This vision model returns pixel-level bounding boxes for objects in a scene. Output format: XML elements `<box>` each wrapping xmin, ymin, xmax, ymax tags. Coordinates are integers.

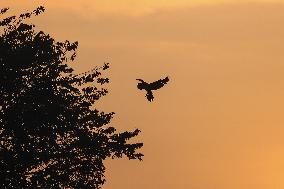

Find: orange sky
<box><xmin>3</xmin><ymin>1</ymin><xmax>284</xmax><ymax>189</ymax></box>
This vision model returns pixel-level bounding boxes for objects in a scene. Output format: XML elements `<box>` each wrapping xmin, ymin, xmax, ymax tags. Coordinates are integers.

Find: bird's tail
<box><xmin>146</xmin><ymin>90</ymin><xmax>154</xmax><ymax>102</ymax></box>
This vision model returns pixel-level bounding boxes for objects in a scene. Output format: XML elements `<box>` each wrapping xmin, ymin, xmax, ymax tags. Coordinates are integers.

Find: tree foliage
<box><xmin>0</xmin><ymin>6</ymin><xmax>143</xmax><ymax>189</ymax></box>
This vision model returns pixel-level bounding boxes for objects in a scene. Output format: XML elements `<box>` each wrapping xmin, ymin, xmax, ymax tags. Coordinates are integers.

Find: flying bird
<box><xmin>136</xmin><ymin>76</ymin><xmax>170</xmax><ymax>102</ymax></box>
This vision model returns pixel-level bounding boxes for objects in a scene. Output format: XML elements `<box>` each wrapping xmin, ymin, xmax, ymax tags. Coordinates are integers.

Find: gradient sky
<box><xmin>3</xmin><ymin>1</ymin><xmax>284</xmax><ymax>189</ymax></box>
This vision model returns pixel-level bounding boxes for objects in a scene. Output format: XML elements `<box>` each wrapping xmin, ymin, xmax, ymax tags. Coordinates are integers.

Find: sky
<box><xmin>3</xmin><ymin>0</ymin><xmax>284</xmax><ymax>189</ymax></box>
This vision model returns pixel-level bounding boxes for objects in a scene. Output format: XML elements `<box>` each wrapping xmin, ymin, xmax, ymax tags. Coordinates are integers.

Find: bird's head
<box><xmin>137</xmin><ymin>83</ymin><xmax>144</xmax><ymax>90</ymax></box>
<box><xmin>136</xmin><ymin>79</ymin><xmax>145</xmax><ymax>90</ymax></box>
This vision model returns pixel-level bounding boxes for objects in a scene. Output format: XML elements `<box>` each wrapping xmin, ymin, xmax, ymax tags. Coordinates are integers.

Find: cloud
<box><xmin>35</xmin><ymin>2</ymin><xmax>284</xmax><ymax>47</ymax></box>
<box><xmin>3</xmin><ymin>0</ymin><xmax>284</xmax><ymax>17</ymax></box>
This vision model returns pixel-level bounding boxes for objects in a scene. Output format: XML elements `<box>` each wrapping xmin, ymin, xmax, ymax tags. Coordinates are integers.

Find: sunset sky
<box><xmin>3</xmin><ymin>0</ymin><xmax>284</xmax><ymax>188</ymax></box>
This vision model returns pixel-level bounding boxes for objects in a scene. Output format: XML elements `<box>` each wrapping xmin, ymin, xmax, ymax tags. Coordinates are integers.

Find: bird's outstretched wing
<box><xmin>148</xmin><ymin>76</ymin><xmax>169</xmax><ymax>90</ymax></box>
<box><xmin>146</xmin><ymin>90</ymin><xmax>154</xmax><ymax>102</ymax></box>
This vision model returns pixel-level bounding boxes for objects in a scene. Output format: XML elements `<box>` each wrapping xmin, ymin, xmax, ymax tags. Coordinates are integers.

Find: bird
<box><xmin>136</xmin><ymin>76</ymin><xmax>169</xmax><ymax>102</ymax></box>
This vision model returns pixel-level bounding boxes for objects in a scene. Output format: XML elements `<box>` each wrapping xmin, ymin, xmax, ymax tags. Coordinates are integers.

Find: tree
<box><xmin>0</xmin><ymin>6</ymin><xmax>143</xmax><ymax>189</ymax></box>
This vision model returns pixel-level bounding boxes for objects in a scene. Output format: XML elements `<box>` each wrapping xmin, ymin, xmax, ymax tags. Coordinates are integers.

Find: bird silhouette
<box><xmin>136</xmin><ymin>76</ymin><xmax>169</xmax><ymax>102</ymax></box>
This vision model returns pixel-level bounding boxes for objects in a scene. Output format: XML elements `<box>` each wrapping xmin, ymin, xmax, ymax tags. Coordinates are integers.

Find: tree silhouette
<box><xmin>0</xmin><ymin>7</ymin><xmax>143</xmax><ymax>189</ymax></box>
